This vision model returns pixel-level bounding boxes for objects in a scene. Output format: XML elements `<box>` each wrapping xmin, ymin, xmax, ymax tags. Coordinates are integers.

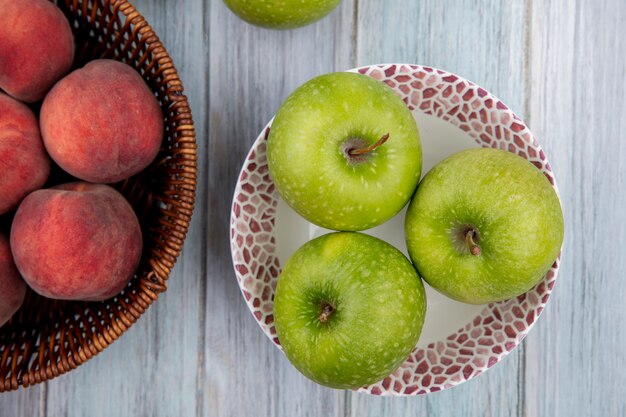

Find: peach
<box><xmin>40</xmin><ymin>59</ymin><xmax>164</xmax><ymax>183</ymax></box>
<box><xmin>0</xmin><ymin>92</ymin><xmax>51</xmax><ymax>214</ymax></box>
<box><xmin>10</xmin><ymin>182</ymin><xmax>142</xmax><ymax>301</ymax></box>
<box><xmin>0</xmin><ymin>233</ymin><xmax>26</xmax><ymax>327</ymax></box>
<box><xmin>0</xmin><ymin>0</ymin><xmax>74</xmax><ymax>102</ymax></box>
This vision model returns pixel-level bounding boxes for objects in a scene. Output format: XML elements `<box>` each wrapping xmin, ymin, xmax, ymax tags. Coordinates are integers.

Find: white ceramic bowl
<box><xmin>230</xmin><ymin>64</ymin><xmax>561</xmax><ymax>395</ymax></box>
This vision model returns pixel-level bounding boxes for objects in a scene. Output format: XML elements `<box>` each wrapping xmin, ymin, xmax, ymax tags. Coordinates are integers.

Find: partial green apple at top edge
<box><xmin>223</xmin><ymin>0</ymin><xmax>341</xmax><ymax>29</ymax></box>
<box><xmin>405</xmin><ymin>148</ymin><xmax>564</xmax><ymax>305</ymax></box>
<box><xmin>273</xmin><ymin>232</ymin><xmax>426</xmax><ymax>390</ymax></box>
<box><xmin>267</xmin><ymin>72</ymin><xmax>422</xmax><ymax>231</ymax></box>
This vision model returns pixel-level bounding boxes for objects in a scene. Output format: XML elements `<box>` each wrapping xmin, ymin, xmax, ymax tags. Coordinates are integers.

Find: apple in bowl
<box><xmin>405</xmin><ymin>148</ymin><xmax>564</xmax><ymax>304</ymax></box>
<box><xmin>273</xmin><ymin>232</ymin><xmax>426</xmax><ymax>389</ymax></box>
<box><xmin>267</xmin><ymin>72</ymin><xmax>422</xmax><ymax>232</ymax></box>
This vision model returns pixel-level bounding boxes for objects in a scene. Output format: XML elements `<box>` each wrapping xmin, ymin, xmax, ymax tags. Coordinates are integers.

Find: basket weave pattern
<box><xmin>0</xmin><ymin>0</ymin><xmax>197</xmax><ymax>391</ymax></box>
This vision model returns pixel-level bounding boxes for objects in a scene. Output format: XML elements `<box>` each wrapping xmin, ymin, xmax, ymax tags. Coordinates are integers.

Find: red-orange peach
<box><xmin>40</xmin><ymin>59</ymin><xmax>163</xmax><ymax>183</ymax></box>
<box><xmin>11</xmin><ymin>183</ymin><xmax>142</xmax><ymax>301</ymax></box>
<box><xmin>0</xmin><ymin>92</ymin><xmax>50</xmax><ymax>214</ymax></box>
<box><xmin>0</xmin><ymin>0</ymin><xmax>74</xmax><ymax>102</ymax></box>
<box><xmin>0</xmin><ymin>233</ymin><xmax>26</xmax><ymax>327</ymax></box>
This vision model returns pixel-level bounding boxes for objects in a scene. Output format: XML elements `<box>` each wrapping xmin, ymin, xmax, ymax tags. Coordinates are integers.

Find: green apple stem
<box><xmin>319</xmin><ymin>301</ymin><xmax>335</xmax><ymax>323</ymax></box>
<box><xmin>465</xmin><ymin>228</ymin><xmax>482</xmax><ymax>256</ymax></box>
<box><xmin>348</xmin><ymin>133</ymin><xmax>390</xmax><ymax>156</ymax></box>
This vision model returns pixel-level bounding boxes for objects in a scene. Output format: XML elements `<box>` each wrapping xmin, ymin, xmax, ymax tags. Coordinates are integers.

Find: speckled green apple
<box><xmin>405</xmin><ymin>148</ymin><xmax>564</xmax><ymax>304</ymax></box>
<box><xmin>273</xmin><ymin>232</ymin><xmax>426</xmax><ymax>389</ymax></box>
<box><xmin>267</xmin><ymin>72</ymin><xmax>422</xmax><ymax>231</ymax></box>
<box><xmin>223</xmin><ymin>0</ymin><xmax>340</xmax><ymax>29</ymax></box>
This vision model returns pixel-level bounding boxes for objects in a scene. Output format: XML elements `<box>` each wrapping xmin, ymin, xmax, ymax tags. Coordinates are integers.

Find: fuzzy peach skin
<box><xmin>10</xmin><ymin>183</ymin><xmax>143</xmax><ymax>301</ymax></box>
<box><xmin>40</xmin><ymin>59</ymin><xmax>164</xmax><ymax>183</ymax></box>
<box><xmin>0</xmin><ymin>92</ymin><xmax>51</xmax><ymax>214</ymax></box>
<box><xmin>0</xmin><ymin>0</ymin><xmax>74</xmax><ymax>102</ymax></box>
<box><xmin>0</xmin><ymin>233</ymin><xmax>26</xmax><ymax>327</ymax></box>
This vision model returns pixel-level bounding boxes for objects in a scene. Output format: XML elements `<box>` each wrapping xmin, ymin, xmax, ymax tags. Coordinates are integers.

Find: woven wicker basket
<box><xmin>0</xmin><ymin>0</ymin><xmax>196</xmax><ymax>392</ymax></box>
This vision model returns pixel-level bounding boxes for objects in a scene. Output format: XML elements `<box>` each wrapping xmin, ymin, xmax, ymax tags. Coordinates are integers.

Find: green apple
<box><xmin>223</xmin><ymin>0</ymin><xmax>341</xmax><ymax>29</ymax></box>
<box><xmin>273</xmin><ymin>232</ymin><xmax>426</xmax><ymax>389</ymax></box>
<box><xmin>405</xmin><ymin>148</ymin><xmax>564</xmax><ymax>304</ymax></box>
<box><xmin>267</xmin><ymin>72</ymin><xmax>422</xmax><ymax>231</ymax></box>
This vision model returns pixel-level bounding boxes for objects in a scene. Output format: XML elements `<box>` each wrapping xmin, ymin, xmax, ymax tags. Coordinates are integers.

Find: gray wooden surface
<box><xmin>1</xmin><ymin>0</ymin><xmax>624</xmax><ymax>415</ymax></box>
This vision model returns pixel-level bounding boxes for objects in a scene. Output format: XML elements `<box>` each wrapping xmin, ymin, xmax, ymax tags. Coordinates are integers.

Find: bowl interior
<box><xmin>275</xmin><ymin>111</ymin><xmax>486</xmax><ymax>347</ymax></box>
<box><xmin>230</xmin><ymin>64</ymin><xmax>560</xmax><ymax>396</ymax></box>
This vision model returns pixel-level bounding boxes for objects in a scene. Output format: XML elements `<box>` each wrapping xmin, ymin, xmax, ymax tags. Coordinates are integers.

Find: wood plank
<box><xmin>43</xmin><ymin>1</ymin><xmax>207</xmax><ymax>416</ymax></box>
<box><xmin>525</xmin><ymin>0</ymin><xmax>626</xmax><ymax>416</ymax></box>
<box><xmin>351</xmin><ymin>0</ymin><xmax>528</xmax><ymax>414</ymax></box>
<box><xmin>0</xmin><ymin>386</ymin><xmax>45</xmax><ymax>417</ymax></box>
<box><xmin>202</xmin><ymin>1</ymin><xmax>356</xmax><ymax>416</ymax></box>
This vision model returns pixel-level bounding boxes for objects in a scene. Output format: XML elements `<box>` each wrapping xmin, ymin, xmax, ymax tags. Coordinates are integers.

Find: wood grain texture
<box><xmin>201</xmin><ymin>1</ymin><xmax>354</xmax><ymax>415</ymax></box>
<box><xmin>524</xmin><ymin>0</ymin><xmax>626</xmax><ymax>416</ymax></box>
<box><xmin>1</xmin><ymin>0</ymin><xmax>624</xmax><ymax>416</ymax></box>
<box><xmin>0</xmin><ymin>385</ymin><xmax>45</xmax><ymax>417</ymax></box>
